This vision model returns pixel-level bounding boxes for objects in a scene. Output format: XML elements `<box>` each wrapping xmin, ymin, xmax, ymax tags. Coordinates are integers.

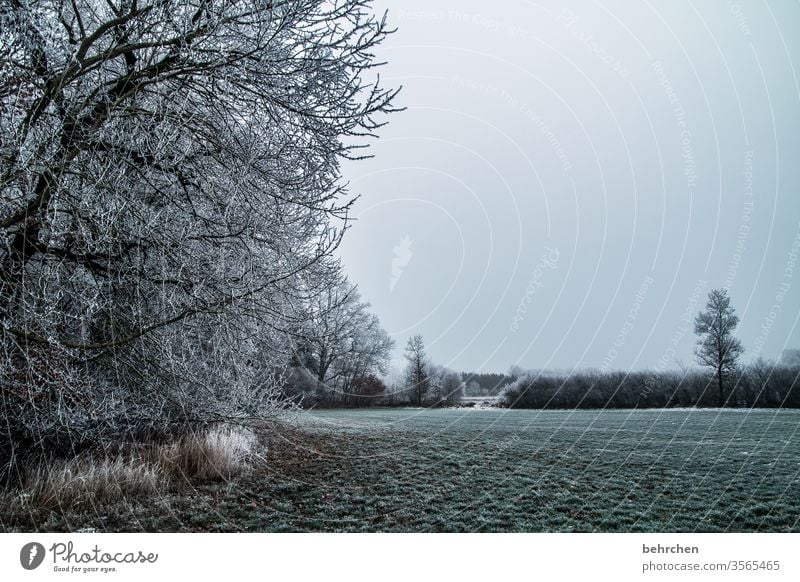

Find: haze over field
<box><xmin>338</xmin><ymin>0</ymin><xmax>800</xmax><ymax>374</ymax></box>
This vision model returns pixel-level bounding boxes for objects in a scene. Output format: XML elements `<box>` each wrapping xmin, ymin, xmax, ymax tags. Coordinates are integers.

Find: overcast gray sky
<box><xmin>337</xmin><ymin>0</ymin><xmax>800</xmax><ymax>374</ymax></box>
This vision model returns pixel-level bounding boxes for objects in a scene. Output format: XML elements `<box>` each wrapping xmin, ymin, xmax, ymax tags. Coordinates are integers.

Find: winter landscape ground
<box><xmin>4</xmin><ymin>408</ymin><xmax>798</xmax><ymax>533</ymax></box>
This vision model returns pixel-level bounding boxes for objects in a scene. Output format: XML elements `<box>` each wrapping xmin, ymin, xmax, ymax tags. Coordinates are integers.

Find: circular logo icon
<box><xmin>20</xmin><ymin>542</ymin><xmax>46</xmax><ymax>570</ymax></box>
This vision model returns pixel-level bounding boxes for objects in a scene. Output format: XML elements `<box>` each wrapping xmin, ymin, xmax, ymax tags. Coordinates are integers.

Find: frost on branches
<box><xmin>0</xmin><ymin>0</ymin><xmax>399</xmax><ymax>479</ymax></box>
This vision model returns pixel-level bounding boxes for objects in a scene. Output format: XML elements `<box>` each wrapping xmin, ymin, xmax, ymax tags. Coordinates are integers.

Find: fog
<box><xmin>338</xmin><ymin>0</ymin><xmax>800</xmax><ymax>373</ymax></box>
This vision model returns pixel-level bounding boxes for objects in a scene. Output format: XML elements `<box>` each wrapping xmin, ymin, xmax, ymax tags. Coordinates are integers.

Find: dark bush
<box><xmin>499</xmin><ymin>363</ymin><xmax>800</xmax><ymax>410</ymax></box>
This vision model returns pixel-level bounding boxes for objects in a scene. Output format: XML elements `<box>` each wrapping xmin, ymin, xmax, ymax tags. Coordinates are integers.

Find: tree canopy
<box><xmin>694</xmin><ymin>288</ymin><xmax>744</xmax><ymax>406</ymax></box>
<box><xmin>1</xmin><ymin>0</ymin><xmax>399</xmax><ymax>478</ymax></box>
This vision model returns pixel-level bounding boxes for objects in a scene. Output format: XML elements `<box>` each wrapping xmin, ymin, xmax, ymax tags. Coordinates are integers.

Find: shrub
<box><xmin>498</xmin><ymin>365</ymin><xmax>800</xmax><ymax>409</ymax></box>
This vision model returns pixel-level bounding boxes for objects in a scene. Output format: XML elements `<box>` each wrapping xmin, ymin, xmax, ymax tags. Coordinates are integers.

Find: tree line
<box><xmin>284</xmin><ymin>332</ymin><xmax>465</xmax><ymax>408</ymax></box>
<box><xmin>283</xmin><ymin>288</ymin><xmax>798</xmax><ymax>411</ymax></box>
<box><xmin>500</xmin><ymin>289</ymin><xmax>799</xmax><ymax>409</ymax></box>
<box><xmin>498</xmin><ymin>361</ymin><xmax>800</xmax><ymax>409</ymax></box>
<box><xmin>0</xmin><ymin>0</ymin><xmax>399</xmax><ymax>483</ymax></box>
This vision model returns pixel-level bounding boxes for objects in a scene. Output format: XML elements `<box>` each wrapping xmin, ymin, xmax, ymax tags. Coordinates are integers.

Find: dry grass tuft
<box><xmin>154</xmin><ymin>425</ymin><xmax>258</xmax><ymax>481</ymax></box>
<box><xmin>26</xmin><ymin>455</ymin><xmax>164</xmax><ymax>509</ymax></box>
<box><xmin>11</xmin><ymin>424</ymin><xmax>260</xmax><ymax>510</ymax></box>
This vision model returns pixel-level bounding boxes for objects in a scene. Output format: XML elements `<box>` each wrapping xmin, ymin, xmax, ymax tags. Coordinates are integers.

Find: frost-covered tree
<box><xmin>0</xmin><ymin>0</ymin><xmax>399</xmax><ymax>476</ymax></box>
<box><xmin>403</xmin><ymin>334</ymin><xmax>429</xmax><ymax>407</ymax></box>
<box><xmin>428</xmin><ymin>365</ymin><xmax>463</xmax><ymax>406</ymax></box>
<box><xmin>781</xmin><ymin>349</ymin><xmax>800</xmax><ymax>368</ymax></box>
<box><xmin>291</xmin><ymin>273</ymin><xmax>393</xmax><ymax>405</ymax></box>
<box><xmin>694</xmin><ymin>289</ymin><xmax>744</xmax><ymax>406</ymax></box>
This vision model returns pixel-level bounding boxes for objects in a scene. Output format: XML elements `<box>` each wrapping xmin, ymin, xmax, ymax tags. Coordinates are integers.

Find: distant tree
<box><xmin>296</xmin><ymin>276</ymin><xmax>393</xmax><ymax>404</ymax></box>
<box><xmin>744</xmin><ymin>357</ymin><xmax>773</xmax><ymax>406</ymax></box>
<box><xmin>440</xmin><ymin>371</ymin><xmax>465</xmax><ymax>404</ymax></box>
<box><xmin>465</xmin><ymin>380</ymin><xmax>482</xmax><ymax>396</ymax></box>
<box><xmin>781</xmin><ymin>349</ymin><xmax>800</xmax><ymax>368</ymax></box>
<box><xmin>428</xmin><ymin>366</ymin><xmax>463</xmax><ymax>405</ymax></box>
<box><xmin>460</xmin><ymin>372</ymin><xmax>516</xmax><ymax>395</ymax></box>
<box><xmin>675</xmin><ymin>358</ymin><xmax>695</xmax><ymax>376</ymax></box>
<box><xmin>694</xmin><ymin>289</ymin><xmax>744</xmax><ymax>406</ymax></box>
<box><xmin>351</xmin><ymin>374</ymin><xmax>387</xmax><ymax>407</ymax></box>
<box><xmin>404</xmin><ymin>335</ymin><xmax>430</xmax><ymax>406</ymax></box>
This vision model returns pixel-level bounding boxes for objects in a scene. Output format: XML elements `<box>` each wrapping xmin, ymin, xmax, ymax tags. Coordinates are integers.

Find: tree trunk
<box><xmin>717</xmin><ymin>365</ymin><xmax>724</xmax><ymax>407</ymax></box>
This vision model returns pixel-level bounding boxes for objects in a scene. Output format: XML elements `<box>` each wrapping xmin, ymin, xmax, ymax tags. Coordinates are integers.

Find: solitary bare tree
<box><xmin>404</xmin><ymin>334</ymin><xmax>429</xmax><ymax>407</ymax></box>
<box><xmin>694</xmin><ymin>289</ymin><xmax>744</xmax><ymax>406</ymax></box>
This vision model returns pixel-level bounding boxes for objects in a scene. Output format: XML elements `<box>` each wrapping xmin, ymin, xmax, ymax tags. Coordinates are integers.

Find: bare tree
<box><xmin>428</xmin><ymin>365</ymin><xmax>463</xmax><ymax>406</ymax></box>
<box><xmin>292</xmin><ymin>273</ymin><xmax>393</xmax><ymax>405</ymax></box>
<box><xmin>403</xmin><ymin>334</ymin><xmax>429</xmax><ymax>407</ymax></box>
<box><xmin>694</xmin><ymin>288</ymin><xmax>744</xmax><ymax>406</ymax></box>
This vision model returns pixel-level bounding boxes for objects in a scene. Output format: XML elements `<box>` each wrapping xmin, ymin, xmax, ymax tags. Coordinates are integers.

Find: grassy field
<box><xmin>3</xmin><ymin>408</ymin><xmax>799</xmax><ymax>532</ymax></box>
